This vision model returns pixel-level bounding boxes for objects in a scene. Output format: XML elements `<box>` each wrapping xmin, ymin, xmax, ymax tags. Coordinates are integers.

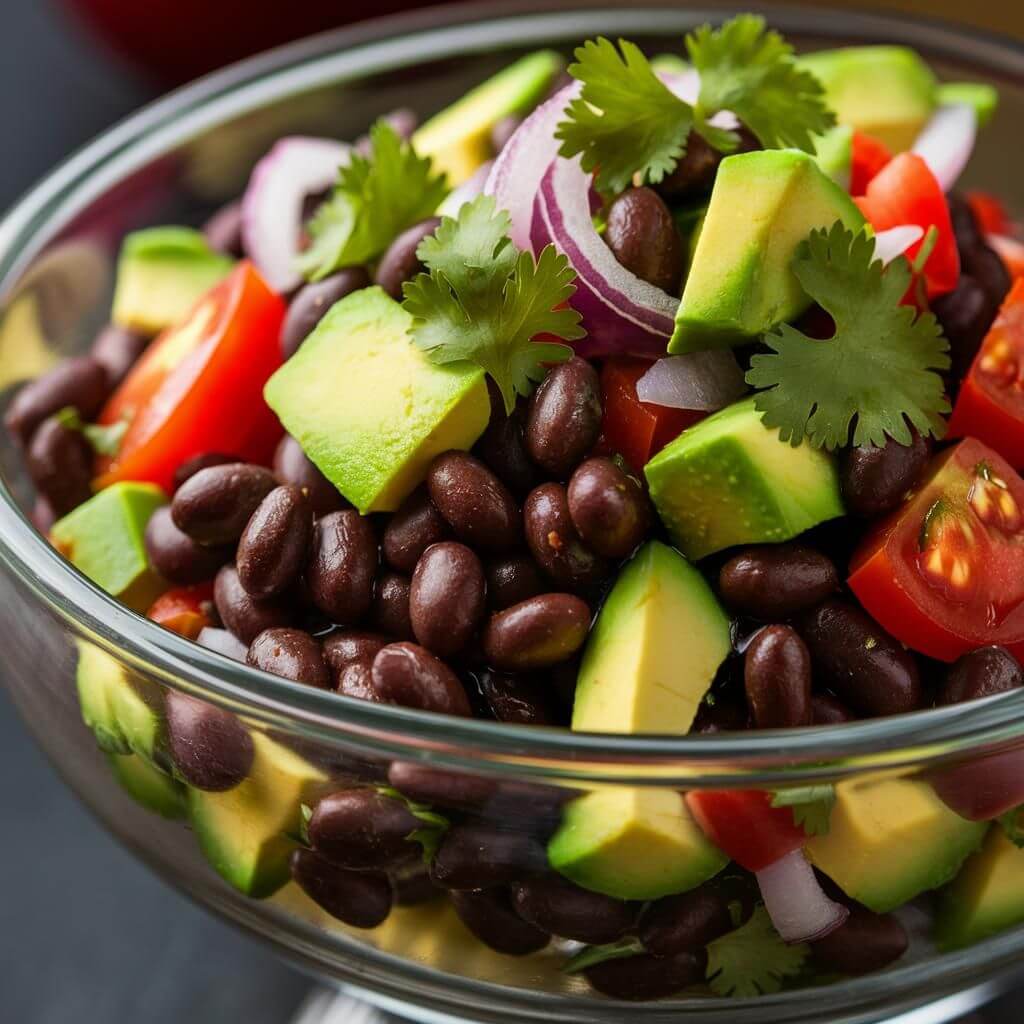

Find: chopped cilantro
<box><xmin>770</xmin><ymin>784</ymin><xmax>836</xmax><ymax>837</ymax></box>
<box><xmin>55</xmin><ymin>405</ymin><xmax>129</xmax><ymax>457</ymax></box>
<box><xmin>375</xmin><ymin>785</ymin><xmax>450</xmax><ymax>864</ymax></box>
<box><xmin>563</xmin><ymin>936</ymin><xmax>646</xmax><ymax>974</ymax></box>
<box><xmin>403</xmin><ymin>195</ymin><xmax>585</xmax><ymax>414</ymax></box>
<box><xmin>706</xmin><ymin>906</ymin><xmax>809</xmax><ymax>998</ymax></box>
<box><xmin>999</xmin><ymin>807</ymin><xmax>1024</xmax><ymax>848</ymax></box>
<box><xmin>746</xmin><ymin>221</ymin><xmax>951</xmax><ymax>451</ymax></box>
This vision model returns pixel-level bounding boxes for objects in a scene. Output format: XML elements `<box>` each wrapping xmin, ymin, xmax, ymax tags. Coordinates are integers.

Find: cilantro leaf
<box><xmin>563</xmin><ymin>936</ymin><xmax>646</xmax><ymax>974</ymax></box>
<box><xmin>1000</xmin><ymin>807</ymin><xmax>1024</xmax><ymax>848</ymax></box>
<box><xmin>746</xmin><ymin>221</ymin><xmax>951</xmax><ymax>451</ymax></box>
<box><xmin>771</xmin><ymin>784</ymin><xmax>836</xmax><ymax>837</ymax></box>
<box><xmin>688</xmin><ymin>14</ymin><xmax>835</xmax><ymax>153</ymax></box>
<box><xmin>403</xmin><ymin>195</ymin><xmax>585</xmax><ymax>414</ymax></box>
<box><xmin>299</xmin><ymin>120</ymin><xmax>448</xmax><ymax>281</ymax></box>
<box><xmin>55</xmin><ymin>406</ymin><xmax>129</xmax><ymax>457</ymax></box>
<box><xmin>375</xmin><ymin>785</ymin><xmax>450</xmax><ymax>864</ymax></box>
<box><xmin>706</xmin><ymin>906</ymin><xmax>809</xmax><ymax>998</ymax></box>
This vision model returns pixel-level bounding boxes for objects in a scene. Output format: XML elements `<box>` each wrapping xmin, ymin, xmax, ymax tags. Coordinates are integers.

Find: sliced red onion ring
<box><xmin>241</xmin><ymin>136</ymin><xmax>351</xmax><ymax>293</ymax></box>
<box><xmin>197</xmin><ymin>627</ymin><xmax>249</xmax><ymax>663</ymax></box>
<box><xmin>636</xmin><ymin>352</ymin><xmax>747</xmax><ymax>411</ymax></box>
<box><xmin>873</xmin><ymin>225</ymin><xmax>925</xmax><ymax>266</ymax></box>
<box><xmin>438</xmin><ymin>160</ymin><xmax>494</xmax><ymax>218</ymax></box>
<box><xmin>912</xmin><ymin>104</ymin><xmax>977</xmax><ymax>194</ymax></box>
<box><xmin>755</xmin><ymin>849</ymin><xmax>849</xmax><ymax>945</ymax></box>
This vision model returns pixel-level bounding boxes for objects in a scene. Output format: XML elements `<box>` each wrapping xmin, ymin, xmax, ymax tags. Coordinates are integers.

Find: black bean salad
<box><xmin>14</xmin><ymin>14</ymin><xmax>1024</xmax><ymax>1001</ymax></box>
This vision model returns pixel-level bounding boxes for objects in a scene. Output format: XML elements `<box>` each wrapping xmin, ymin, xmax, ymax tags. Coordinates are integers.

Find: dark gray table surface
<box><xmin>0</xmin><ymin>2</ymin><xmax>1018</xmax><ymax>1022</ymax></box>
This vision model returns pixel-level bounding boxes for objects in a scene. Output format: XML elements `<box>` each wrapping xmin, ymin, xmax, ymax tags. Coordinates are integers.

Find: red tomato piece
<box><xmin>949</xmin><ymin>280</ymin><xmax>1024</xmax><ymax>466</ymax></box>
<box><xmin>147</xmin><ymin>582</ymin><xmax>215</xmax><ymax>639</ymax></box>
<box><xmin>849</xmin><ymin>438</ymin><xmax>1024</xmax><ymax>662</ymax></box>
<box><xmin>685</xmin><ymin>790</ymin><xmax>806</xmax><ymax>872</ymax></box>
<box><xmin>95</xmin><ymin>261</ymin><xmax>286</xmax><ymax>492</ymax></box>
<box><xmin>988</xmin><ymin>233</ymin><xmax>1024</xmax><ymax>282</ymax></box>
<box><xmin>850</xmin><ymin>131</ymin><xmax>892</xmax><ymax>196</ymax></box>
<box><xmin>595</xmin><ymin>358</ymin><xmax>703</xmax><ymax>473</ymax></box>
<box><xmin>966</xmin><ymin>190</ymin><xmax>1013</xmax><ymax>237</ymax></box>
<box><xmin>855</xmin><ymin>152</ymin><xmax>960</xmax><ymax>299</ymax></box>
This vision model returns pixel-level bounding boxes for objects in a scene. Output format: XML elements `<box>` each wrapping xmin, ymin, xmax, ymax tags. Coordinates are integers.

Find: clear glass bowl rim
<box><xmin>4</xmin><ymin>0</ymin><xmax>1024</xmax><ymax>783</ymax></box>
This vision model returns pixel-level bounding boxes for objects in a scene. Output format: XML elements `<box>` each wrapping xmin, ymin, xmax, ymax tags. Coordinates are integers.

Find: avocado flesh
<box><xmin>414</xmin><ymin>50</ymin><xmax>563</xmax><ymax>186</ymax></box>
<box><xmin>265</xmin><ymin>286</ymin><xmax>490</xmax><ymax>513</ymax></box>
<box><xmin>936</xmin><ymin>82</ymin><xmax>999</xmax><ymax>126</ymax></box>
<box><xmin>806</xmin><ymin>777</ymin><xmax>987</xmax><ymax>914</ymax></box>
<box><xmin>106</xmin><ymin>752</ymin><xmax>185</xmax><ymax>820</ymax></box>
<box><xmin>669</xmin><ymin>150</ymin><xmax>865</xmax><ymax>353</ymax></box>
<box><xmin>645</xmin><ymin>398</ymin><xmax>844</xmax><ymax>561</ymax></box>
<box><xmin>797</xmin><ymin>46</ymin><xmax>937</xmax><ymax>153</ymax></box>
<box><xmin>112</xmin><ymin>227</ymin><xmax>234</xmax><ymax>335</ymax></box>
<box><xmin>548</xmin><ymin>788</ymin><xmax>727</xmax><ymax>900</ymax></box>
<box><xmin>812</xmin><ymin>124</ymin><xmax>854</xmax><ymax>189</ymax></box>
<box><xmin>188</xmin><ymin>733</ymin><xmax>329</xmax><ymax>899</ymax></box>
<box><xmin>573</xmin><ymin>541</ymin><xmax>731</xmax><ymax>734</ymax></box>
<box><xmin>52</xmin><ymin>483</ymin><xmax>167</xmax><ymax>611</ymax></box>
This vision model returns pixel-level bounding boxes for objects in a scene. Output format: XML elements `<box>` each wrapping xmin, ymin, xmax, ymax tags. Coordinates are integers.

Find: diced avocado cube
<box><xmin>936</xmin><ymin>826</ymin><xmax>1024</xmax><ymax>950</ymax></box>
<box><xmin>798</xmin><ymin>46</ymin><xmax>937</xmax><ymax>153</ymax></box>
<box><xmin>644</xmin><ymin>398</ymin><xmax>843</xmax><ymax>561</ymax></box>
<box><xmin>812</xmin><ymin>124</ymin><xmax>854</xmax><ymax>189</ymax></box>
<box><xmin>52</xmin><ymin>482</ymin><xmax>167</xmax><ymax>611</ymax></box>
<box><xmin>112</xmin><ymin>227</ymin><xmax>234</xmax><ymax>335</ymax></box>
<box><xmin>936</xmin><ymin>82</ymin><xmax>999</xmax><ymax>126</ymax></box>
<box><xmin>670</xmin><ymin>150</ymin><xmax>865</xmax><ymax>353</ymax></box>
<box><xmin>188</xmin><ymin>733</ymin><xmax>329</xmax><ymax>899</ymax></box>
<box><xmin>573</xmin><ymin>541</ymin><xmax>731</xmax><ymax>734</ymax></box>
<box><xmin>106</xmin><ymin>752</ymin><xmax>186</xmax><ymax>820</ymax></box>
<box><xmin>806</xmin><ymin>777</ymin><xmax>987</xmax><ymax>914</ymax></box>
<box><xmin>265</xmin><ymin>287</ymin><xmax>490</xmax><ymax>513</ymax></box>
<box><xmin>413</xmin><ymin>50</ymin><xmax>563</xmax><ymax>185</ymax></box>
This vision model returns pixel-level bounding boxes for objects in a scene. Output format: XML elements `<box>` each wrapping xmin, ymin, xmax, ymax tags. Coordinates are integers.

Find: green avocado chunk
<box><xmin>414</xmin><ymin>50</ymin><xmax>563</xmax><ymax>186</ymax></box>
<box><xmin>669</xmin><ymin>149</ymin><xmax>865</xmax><ymax>354</ymax></box>
<box><xmin>572</xmin><ymin>541</ymin><xmax>731</xmax><ymax>734</ymax></box>
<box><xmin>936</xmin><ymin>82</ymin><xmax>999</xmax><ymax>126</ymax></box>
<box><xmin>106</xmin><ymin>752</ymin><xmax>186</xmax><ymax>820</ymax></box>
<box><xmin>548</xmin><ymin>787</ymin><xmax>727</xmax><ymax>901</ymax></box>
<box><xmin>264</xmin><ymin>286</ymin><xmax>490</xmax><ymax>513</ymax></box>
<box><xmin>644</xmin><ymin>398</ymin><xmax>844</xmax><ymax>561</ymax></box>
<box><xmin>112</xmin><ymin>227</ymin><xmax>234</xmax><ymax>335</ymax></box>
<box><xmin>52</xmin><ymin>482</ymin><xmax>166</xmax><ymax>611</ymax></box>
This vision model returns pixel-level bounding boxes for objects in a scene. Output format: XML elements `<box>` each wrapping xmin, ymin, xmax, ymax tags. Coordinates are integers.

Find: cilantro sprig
<box><xmin>770</xmin><ymin>784</ymin><xmax>836</xmax><ymax>837</ymax></box>
<box><xmin>746</xmin><ymin>221</ymin><xmax>951</xmax><ymax>451</ymax></box>
<box><xmin>299</xmin><ymin>120</ymin><xmax>449</xmax><ymax>281</ymax></box>
<box><xmin>563</xmin><ymin>936</ymin><xmax>645</xmax><ymax>974</ymax></box>
<box><xmin>403</xmin><ymin>195</ymin><xmax>585</xmax><ymax>414</ymax></box>
<box><xmin>376</xmin><ymin>785</ymin><xmax>450</xmax><ymax>864</ymax></box>
<box><xmin>55</xmin><ymin>406</ymin><xmax>129</xmax><ymax>458</ymax></box>
<box><xmin>706</xmin><ymin>906</ymin><xmax>809</xmax><ymax>998</ymax></box>
<box><xmin>556</xmin><ymin>15</ymin><xmax>835</xmax><ymax>195</ymax></box>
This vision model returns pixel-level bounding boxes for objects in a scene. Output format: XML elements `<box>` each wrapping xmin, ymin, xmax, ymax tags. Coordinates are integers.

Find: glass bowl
<box><xmin>4</xmin><ymin>3</ymin><xmax>1024</xmax><ymax>1022</ymax></box>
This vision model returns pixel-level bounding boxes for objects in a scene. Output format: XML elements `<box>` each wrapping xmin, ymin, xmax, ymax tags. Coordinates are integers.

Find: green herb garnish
<box><xmin>563</xmin><ymin>936</ymin><xmax>646</xmax><ymax>974</ymax></box>
<box><xmin>706</xmin><ymin>906</ymin><xmax>809</xmax><ymax>998</ymax></box>
<box><xmin>746</xmin><ymin>221</ymin><xmax>951</xmax><ymax>451</ymax></box>
<box><xmin>299</xmin><ymin>120</ymin><xmax>449</xmax><ymax>281</ymax></box>
<box><xmin>376</xmin><ymin>784</ymin><xmax>450</xmax><ymax>865</ymax></box>
<box><xmin>770</xmin><ymin>784</ymin><xmax>836</xmax><ymax>837</ymax></box>
<box><xmin>55</xmin><ymin>406</ymin><xmax>129</xmax><ymax>457</ymax></box>
<box><xmin>403</xmin><ymin>194</ymin><xmax>585</xmax><ymax>414</ymax></box>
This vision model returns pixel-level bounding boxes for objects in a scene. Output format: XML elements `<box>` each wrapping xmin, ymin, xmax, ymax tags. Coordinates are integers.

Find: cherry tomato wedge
<box><xmin>850</xmin><ymin>131</ymin><xmax>892</xmax><ymax>196</ymax></box>
<box><xmin>855</xmin><ymin>153</ymin><xmax>959</xmax><ymax>299</ymax></box>
<box><xmin>595</xmin><ymin>358</ymin><xmax>703</xmax><ymax>473</ymax></box>
<box><xmin>967</xmin><ymin>190</ymin><xmax>1013</xmax><ymax>237</ymax></box>
<box><xmin>95</xmin><ymin>261</ymin><xmax>285</xmax><ymax>492</ymax></box>
<box><xmin>685</xmin><ymin>790</ymin><xmax>806</xmax><ymax>872</ymax></box>
<box><xmin>949</xmin><ymin>280</ymin><xmax>1024</xmax><ymax>467</ymax></box>
<box><xmin>849</xmin><ymin>438</ymin><xmax>1024</xmax><ymax>662</ymax></box>
<box><xmin>146</xmin><ymin>582</ymin><xmax>215</xmax><ymax>639</ymax></box>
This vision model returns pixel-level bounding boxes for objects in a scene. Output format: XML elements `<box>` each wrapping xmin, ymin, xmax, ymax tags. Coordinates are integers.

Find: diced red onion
<box><xmin>912</xmin><ymin>104</ymin><xmax>977</xmax><ymax>194</ymax></box>
<box><xmin>197</xmin><ymin>627</ymin><xmax>248</xmax><ymax>663</ymax></box>
<box><xmin>241</xmin><ymin>136</ymin><xmax>350</xmax><ymax>293</ymax></box>
<box><xmin>438</xmin><ymin>160</ymin><xmax>493</xmax><ymax>218</ymax></box>
<box><xmin>755</xmin><ymin>849</ymin><xmax>849</xmax><ymax>944</ymax></box>
<box><xmin>873</xmin><ymin>225</ymin><xmax>925</xmax><ymax>266</ymax></box>
<box><xmin>636</xmin><ymin>352</ymin><xmax>747</xmax><ymax>411</ymax></box>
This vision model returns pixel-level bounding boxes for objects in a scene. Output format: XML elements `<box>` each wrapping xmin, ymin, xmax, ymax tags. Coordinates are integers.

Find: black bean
<box><xmin>524</xmin><ymin>358</ymin><xmax>602</xmax><ymax>479</ymax></box>
<box><xmin>693</xmin><ymin>695</ymin><xmax>749</xmax><ymax>733</ymax></box>
<box><xmin>334</xmin><ymin>661</ymin><xmax>380</xmax><ymax>702</ymax></box>
<box><xmin>450</xmin><ymin>888</ymin><xmax>550</xmax><ymax>955</ymax></box>
<box><xmin>476</xmin><ymin>669</ymin><xmax>556</xmax><ymax>725</ymax></box>
<box><xmin>474</xmin><ymin>388</ymin><xmax>540</xmax><ymax>497</ymax></box>
<box><xmin>237</xmin><ymin>485</ymin><xmax>313</xmax><ymax>599</ymax></box>
<box><xmin>164</xmin><ymin>691</ymin><xmax>253</xmax><ymax>791</ymax></box>
<box><xmin>371</xmin><ymin>571</ymin><xmax>415</xmax><ymax>640</ymax></box>
<box><xmin>939</xmin><ymin>646</ymin><xmax>1024</xmax><ymax>705</ymax></box>
<box><xmin>719</xmin><ymin>544</ymin><xmax>839</xmax><ymax>619</ymax></box>
<box><xmin>811</xmin><ymin>904</ymin><xmax>908</xmax><ymax>976</ymax></box>
<box><xmin>390</xmin><ymin>865</ymin><xmax>442</xmax><ymax>906</ymax></box>
<box><xmin>934</xmin><ymin>275</ymin><xmax>997</xmax><ymax>385</ymax></box>
<box><xmin>639</xmin><ymin>883</ymin><xmax>734</xmax><ymax>957</ymax></box>
<box><xmin>431</xmin><ymin>825</ymin><xmax>547</xmax><ymax>890</ymax></box>
<box><xmin>173</xmin><ymin>452</ymin><xmax>236</xmax><ymax>491</ymax></box>
<box><xmin>5</xmin><ymin>356</ymin><xmax>109</xmax><ymax>446</ymax></box>
<box><xmin>963</xmin><ymin>239</ymin><xmax>1012</xmax><ymax>310</ymax></box>
<box><xmin>202</xmin><ymin>201</ymin><xmax>245</xmax><ymax>257</ymax></box>
<box><xmin>524</xmin><ymin>483</ymin><xmax>609</xmax><ymax>588</ymax></box>
<box><xmin>213</xmin><ymin>564</ymin><xmax>293</xmax><ymax>644</ymax></box>
<box><xmin>799</xmin><ymin>599</ymin><xmax>923</xmax><ymax>717</ymax></box>
<box><xmin>410</xmin><ymin>542</ymin><xmax>486</xmax><ymax>656</ymax></box>
<box><xmin>387</xmin><ymin>761</ymin><xmax>498</xmax><ymax>814</ymax></box>
<box><xmin>25</xmin><ymin>415</ymin><xmax>93</xmax><ymax>516</ymax></box>
<box><xmin>483</xmin><ymin>593</ymin><xmax>590</xmax><ymax>671</ymax></box>
<box><xmin>485</xmin><ymin>555</ymin><xmax>545</xmax><ymax>610</ymax></box>
<box><xmin>375</xmin><ymin>218</ymin><xmax>442</xmax><ymax>300</ymax></box>
<box><xmin>811</xmin><ymin>693</ymin><xmax>856</xmax><ymax>724</ymax></box>
<box><xmin>950</xmin><ymin>194</ymin><xmax>986</xmax><ymax>254</ymax></box>
<box><xmin>145</xmin><ymin>505</ymin><xmax>230</xmax><ymax>585</ymax></box>
<box><xmin>567</xmin><ymin>457</ymin><xmax>651</xmax><ymax>559</ymax></box>
<box><xmin>308</xmin><ymin>788</ymin><xmax>422</xmax><ymax>870</ymax></box>
<box><xmin>90</xmin><ymin>324</ymin><xmax>150</xmax><ymax>389</ymax></box>
<box><xmin>512</xmin><ymin>875</ymin><xmax>636</xmax><ymax>943</ymax></box>
<box><xmin>584</xmin><ymin>950</ymin><xmax>707</xmax><ymax>1001</ymax></box>
<box><xmin>171</xmin><ymin>463</ymin><xmax>277</xmax><ymax>545</ymax></box>
<box><xmin>371</xmin><ymin>642</ymin><xmax>472</xmax><ymax>716</ymax></box>
<box><xmin>323</xmin><ymin>630</ymin><xmax>388</xmax><ymax>678</ymax></box>
<box><xmin>744</xmin><ymin>625</ymin><xmax>813</xmax><ymax>728</ymax></box>
<box><xmin>272</xmin><ymin>434</ymin><xmax>346</xmax><ymax>517</ymax></box>
<box><xmin>427</xmin><ymin>451</ymin><xmax>521</xmax><ymax>551</ymax></box>
<box><xmin>841</xmin><ymin>432</ymin><xmax>933</xmax><ymax>518</ymax></box>
<box><xmin>247</xmin><ymin>627</ymin><xmax>329</xmax><ymax>689</ymax></box>
<box><xmin>290</xmin><ymin>849</ymin><xmax>391</xmax><ymax>928</ymax></box>
<box><xmin>605</xmin><ymin>187</ymin><xmax>685</xmax><ymax>294</ymax></box>
<box><xmin>383</xmin><ymin>486</ymin><xmax>451</xmax><ymax>573</ymax></box>
<box><xmin>280</xmin><ymin>268</ymin><xmax>371</xmax><ymax>359</ymax></box>
<box><xmin>652</xmin><ymin>130</ymin><xmax>722</xmax><ymax>201</ymax></box>
<box><xmin>306</xmin><ymin>510</ymin><xmax>378</xmax><ymax>624</ymax></box>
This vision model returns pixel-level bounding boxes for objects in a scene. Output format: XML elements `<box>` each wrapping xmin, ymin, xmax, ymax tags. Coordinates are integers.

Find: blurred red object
<box><xmin>62</xmin><ymin>0</ymin><xmax>443</xmax><ymax>85</ymax></box>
